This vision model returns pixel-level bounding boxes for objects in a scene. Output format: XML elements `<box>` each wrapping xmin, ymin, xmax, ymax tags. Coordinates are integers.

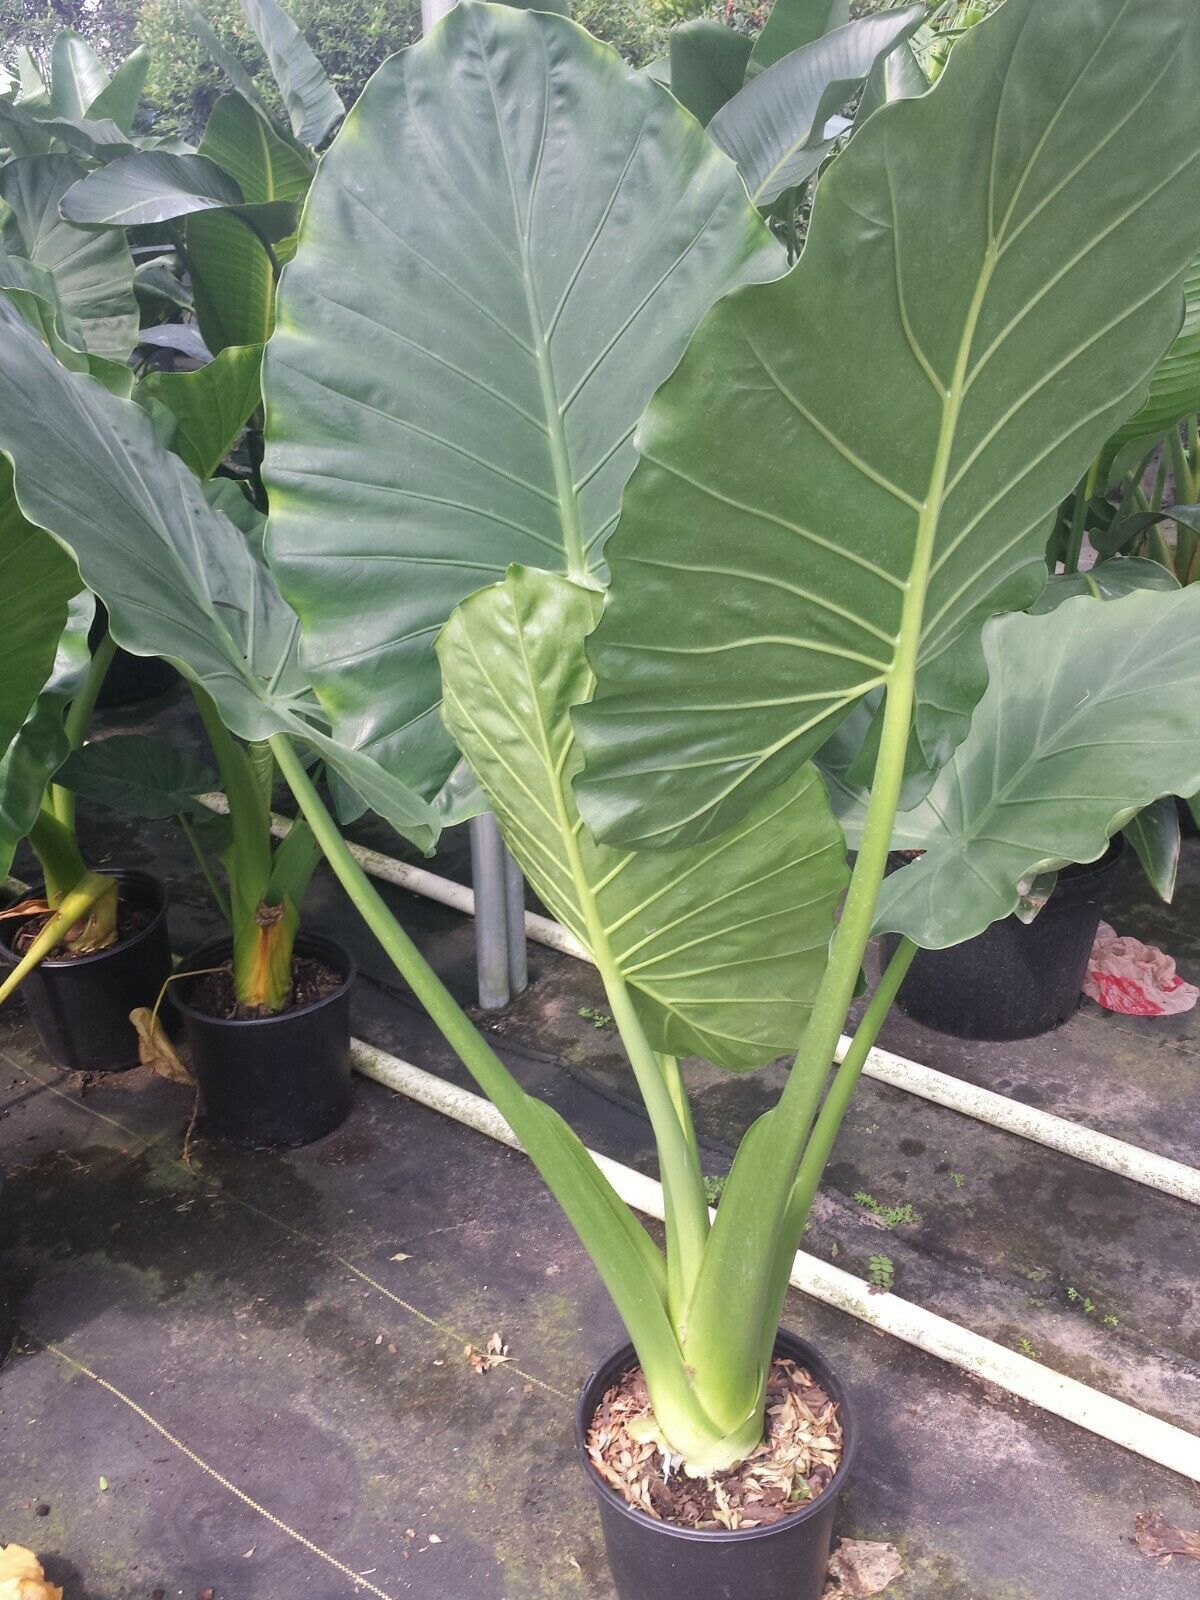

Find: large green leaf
<box><xmin>0</xmin><ymin>590</ymin><xmax>93</xmax><ymax>879</ymax></box>
<box><xmin>0</xmin><ymin>155</ymin><xmax>137</xmax><ymax>359</ymax></box>
<box><xmin>438</xmin><ymin>567</ymin><xmax>847</xmax><ymax>1068</ymax></box>
<box><xmin>200</xmin><ymin>92</ymin><xmax>311</xmax><ymax>205</ymax></box>
<box><xmin>749</xmin><ymin>0</ymin><xmax>848</xmax><ymax>72</ymax></box>
<box><xmin>873</xmin><ymin>588</ymin><xmax>1200</xmax><ymax>947</ymax></box>
<box><xmin>138</xmin><ymin>343</ymin><xmax>264</xmax><ymax>479</ymax></box>
<box><xmin>0</xmin><ymin>298</ymin><xmax>438</xmax><ymax>850</ymax></box>
<box><xmin>263</xmin><ymin>0</ymin><xmax>783</xmax><ymax>806</ymax></box>
<box><xmin>60</xmin><ymin>151</ymin><xmax>295</xmax><ymax>239</ymax></box>
<box><xmin>667</xmin><ymin>22</ymin><xmax>753</xmax><ymax>125</ymax></box>
<box><xmin>1122</xmin><ymin>796</ymin><xmax>1180</xmax><ymax>904</ymax></box>
<box><xmin>0</xmin><ymin>481</ymin><xmax>80</xmax><ymax>758</ymax></box>
<box><xmin>187</xmin><ymin>209</ymin><xmax>277</xmax><ymax>352</ymax></box>
<box><xmin>59</xmin><ymin>733</ymin><xmax>216</xmax><ymax>820</ymax></box>
<box><xmin>0</xmin><ymin>101</ymin><xmax>133</xmax><ymax>159</ymax></box>
<box><xmin>709</xmin><ymin>9</ymin><xmax>923</xmax><ymax>207</ymax></box>
<box><xmin>576</xmin><ymin>0</ymin><xmax>1200</xmax><ymax>849</ymax></box>
<box><xmin>49</xmin><ymin>32</ymin><xmax>109</xmax><ymax>120</ymax></box>
<box><xmin>239</xmin><ymin>0</ymin><xmax>343</xmax><ymax>147</ymax></box>
<box><xmin>1107</xmin><ymin>250</ymin><xmax>1200</xmax><ymax>453</ymax></box>
<box><xmin>85</xmin><ymin>45</ymin><xmax>152</xmax><ymax>134</ymax></box>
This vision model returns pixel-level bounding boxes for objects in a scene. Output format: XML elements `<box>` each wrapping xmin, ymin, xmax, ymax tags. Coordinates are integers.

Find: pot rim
<box><xmin>0</xmin><ymin>868</ymin><xmax>168</xmax><ymax>971</ymax></box>
<box><xmin>573</xmin><ymin>1328</ymin><xmax>856</xmax><ymax>1546</ymax></box>
<box><xmin>170</xmin><ymin>930</ymin><xmax>357</xmax><ymax>1028</ymax></box>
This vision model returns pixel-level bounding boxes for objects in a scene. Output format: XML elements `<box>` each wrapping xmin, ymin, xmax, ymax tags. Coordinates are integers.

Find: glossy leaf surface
<box><xmin>263</xmin><ymin>1</ymin><xmax>783</xmax><ymax>802</ymax></box>
<box><xmin>578</xmin><ymin>0</ymin><xmax>1200</xmax><ymax>848</ymax></box>
<box><xmin>438</xmin><ymin>568</ymin><xmax>846</xmax><ymax>1068</ymax></box>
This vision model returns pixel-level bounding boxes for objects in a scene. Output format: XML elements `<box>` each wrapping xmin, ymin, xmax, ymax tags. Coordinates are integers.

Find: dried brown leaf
<box><xmin>825</xmin><ymin>1537</ymin><xmax>904</xmax><ymax>1596</ymax></box>
<box><xmin>1134</xmin><ymin>1511</ymin><xmax>1200</xmax><ymax>1566</ymax></box>
<box><xmin>130</xmin><ymin>1007</ymin><xmax>194</xmax><ymax>1084</ymax></box>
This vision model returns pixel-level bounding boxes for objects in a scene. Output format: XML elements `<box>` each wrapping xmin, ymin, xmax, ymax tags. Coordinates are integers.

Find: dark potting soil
<box><xmin>10</xmin><ymin>898</ymin><xmax>153</xmax><ymax>961</ymax></box>
<box><xmin>586</xmin><ymin>1356</ymin><xmax>843</xmax><ymax>1531</ymax></box>
<box><xmin>189</xmin><ymin>956</ymin><xmax>342</xmax><ymax>1021</ymax></box>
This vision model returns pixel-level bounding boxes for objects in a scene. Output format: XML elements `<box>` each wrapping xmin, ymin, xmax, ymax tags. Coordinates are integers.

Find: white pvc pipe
<box><xmin>199</xmin><ymin>796</ymin><xmax>1200</xmax><ymax>1207</ymax></box>
<box><xmin>350</xmin><ymin>1038</ymin><xmax>1200</xmax><ymax>1485</ymax></box>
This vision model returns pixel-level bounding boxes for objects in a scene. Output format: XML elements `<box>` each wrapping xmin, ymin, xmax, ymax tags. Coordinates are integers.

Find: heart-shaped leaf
<box><xmin>59</xmin><ymin>733</ymin><xmax>216</xmax><ymax>820</ymax></box>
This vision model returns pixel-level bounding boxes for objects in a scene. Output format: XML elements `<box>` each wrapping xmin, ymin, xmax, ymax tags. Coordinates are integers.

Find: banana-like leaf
<box><xmin>1123</xmin><ymin>796</ymin><xmax>1180</xmax><ymax>903</ymax></box>
<box><xmin>1028</xmin><ymin>555</ymin><xmax>1179</xmax><ymax>610</ymax></box>
<box><xmin>874</xmin><ymin>588</ymin><xmax>1200</xmax><ymax>946</ymax></box>
<box><xmin>0</xmin><ymin>483</ymin><xmax>80</xmax><ymax>758</ymax></box>
<box><xmin>200</xmin><ymin>92</ymin><xmax>311</xmax><ymax>205</ymax></box>
<box><xmin>0</xmin><ymin>298</ymin><xmax>439</xmax><ymax>850</ymax></box>
<box><xmin>263</xmin><ymin>0</ymin><xmax>784</xmax><ymax>804</ymax></box>
<box><xmin>0</xmin><ymin>155</ymin><xmax>137</xmax><ymax>359</ymax></box>
<box><xmin>749</xmin><ymin>0</ymin><xmax>848</xmax><ymax>72</ymax></box>
<box><xmin>577</xmin><ymin>0</ymin><xmax>1200</xmax><ymax>849</ymax></box>
<box><xmin>60</xmin><ymin>151</ymin><xmax>295</xmax><ymax>239</ymax></box>
<box><xmin>0</xmin><ymin>591</ymin><xmax>93</xmax><ymax>880</ymax></box>
<box><xmin>179</xmin><ymin>0</ymin><xmax>274</xmax><ymax>125</ymax></box>
<box><xmin>239</xmin><ymin>0</ymin><xmax>343</xmax><ymax>147</ymax></box>
<box><xmin>187</xmin><ymin>210</ymin><xmax>276</xmax><ymax>352</ymax></box>
<box><xmin>667</xmin><ymin>22</ymin><xmax>753</xmax><ymax>125</ymax></box>
<box><xmin>438</xmin><ymin>567</ymin><xmax>847</xmax><ymax>1068</ymax></box>
<box><xmin>58</xmin><ymin>733</ymin><xmax>216</xmax><ymax>820</ymax></box>
<box><xmin>0</xmin><ymin>101</ymin><xmax>133</xmax><ymax>159</ymax></box>
<box><xmin>1106</xmin><ymin>251</ymin><xmax>1200</xmax><ymax>454</ymax></box>
<box><xmin>15</xmin><ymin>48</ymin><xmax>47</xmax><ymax>105</ymax></box>
<box><xmin>854</xmin><ymin>35</ymin><xmax>927</xmax><ymax>128</ymax></box>
<box><xmin>709</xmin><ymin>9</ymin><xmax>923</xmax><ymax>207</ymax></box>
<box><xmin>49</xmin><ymin>32</ymin><xmax>108</xmax><ymax>120</ymax></box>
<box><xmin>137</xmin><ymin>343</ymin><xmax>263</xmax><ymax>480</ymax></box>
<box><xmin>86</xmin><ymin>45</ymin><xmax>152</xmax><ymax>134</ymax></box>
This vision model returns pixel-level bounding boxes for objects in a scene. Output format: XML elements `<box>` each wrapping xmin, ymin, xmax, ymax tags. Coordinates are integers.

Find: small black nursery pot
<box><xmin>171</xmin><ymin>933</ymin><xmax>355</xmax><ymax>1148</ymax></box>
<box><xmin>884</xmin><ymin>839</ymin><xmax>1124</xmax><ymax>1041</ymax></box>
<box><xmin>576</xmin><ymin>1328</ymin><xmax>856</xmax><ymax>1600</ymax></box>
<box><xmin>0</xmin><ymin>870</ymin><xmax>172</xmax><ymax>1072</ymax></box>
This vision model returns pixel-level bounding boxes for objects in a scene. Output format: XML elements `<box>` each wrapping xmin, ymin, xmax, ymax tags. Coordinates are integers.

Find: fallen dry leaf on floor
<box><xmin>1134</xmin><ymin>1511</ymin><xmax>1200</xmax><ymax>1566</ymax></box>
<box><xmin>130</xmin><ymin>1007</ymin><xmax>194</xmax><ymax>1085</ymax></box>
<box><xmin>0</xmin><ymin>1543</ymin><xmax>63</xmax><ymax>1600</ymax></box>
<box><xmin>464</xmin><ymin>1333</ymin><xmax>513</xmax><ymax>1375</ymax></box>
<box><xmin>824</xmin><ymin>1537</ymin><xmax>904</xmax><ymax>1596</ymax></box>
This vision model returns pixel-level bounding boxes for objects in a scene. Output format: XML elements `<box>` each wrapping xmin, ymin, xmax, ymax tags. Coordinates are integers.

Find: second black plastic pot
<box><xmin>170</xmin><ymin>933</ymin><xmax>356</xmax><ymax>1148</ymax></box>
<box><xmin>0</xmin><ymin>870</ymin><xmax>172</xmax><ymax>1072</ymax></box>
<box><xmin>883</xmin><ymin>839</ymin><xmax>1124</xmax><ymax>1041</ymax></box>
<box><xmin>576</xmin><ymin>1328</ymin><xmax>856</xmax><ymax>1600</ymax></box>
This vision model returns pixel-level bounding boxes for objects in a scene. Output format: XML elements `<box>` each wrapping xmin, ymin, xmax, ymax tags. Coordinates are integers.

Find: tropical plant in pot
<box><xmin>2</xmin><ymin>3</ymin><xmax>1200</xmax><ymax>1597</ymax></box>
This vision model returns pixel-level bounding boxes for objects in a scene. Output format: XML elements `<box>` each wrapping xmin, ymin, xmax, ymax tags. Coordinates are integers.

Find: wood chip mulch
<box><xmin>586</xmin><ymin>1355</ymin><xmax>843</xmax><ymax>1531</ymax></box>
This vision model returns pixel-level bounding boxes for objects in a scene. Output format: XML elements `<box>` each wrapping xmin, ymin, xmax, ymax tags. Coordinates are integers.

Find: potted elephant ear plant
<box><xmin>3</xmin><ymin>2</ymin><xmax>1200</xmax><ymax>1596</ymax></box>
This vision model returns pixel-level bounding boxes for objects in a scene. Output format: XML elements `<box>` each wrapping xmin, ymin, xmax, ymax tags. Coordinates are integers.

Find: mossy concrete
<box><xmin>0</xmin><ymin>688</ymin><xmax>1197</xmax><ymax>1597</ymax></box>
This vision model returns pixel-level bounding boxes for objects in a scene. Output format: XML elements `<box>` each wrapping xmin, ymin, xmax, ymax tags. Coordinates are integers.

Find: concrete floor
<box><xmin>1</xmin><ymin>685</ymin><xmax>1198</xmax><ymax>1599</ymax></box>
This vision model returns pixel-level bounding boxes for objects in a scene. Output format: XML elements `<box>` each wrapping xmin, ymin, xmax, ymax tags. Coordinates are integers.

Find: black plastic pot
<box><xmin>170</xmin><ymin>933</ymin><xmax>355</xmax><ymax>1148</ymax></box>
<box><xmin>883</xmin><ymin>839</ymin><xmax>1124</xmax><ymax>1041</ymax></box>
<box><xmin>576</xmin><ymin>1329</ymin><xmax>856</xmax><ymax>1600</ymax></box>
<box><xmin>0</xmin><ymin>870</ymin><xmax>172</xmax><ymax>1072</ymax></box>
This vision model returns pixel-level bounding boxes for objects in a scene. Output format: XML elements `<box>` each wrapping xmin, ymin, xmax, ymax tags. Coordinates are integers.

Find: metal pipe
<box><xmin>504</xmin><ymin>846</ymin><xmax>529</xmax><ymax>997</ymax></box>
<box><xmin>469</xmin><ymin>812</ymin><xmax>510</xmax><ymax>1010</ymax></box>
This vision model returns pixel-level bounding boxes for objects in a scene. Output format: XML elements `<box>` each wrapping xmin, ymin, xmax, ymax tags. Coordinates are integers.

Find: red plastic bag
<box><xmin>1083</xmin><ymin>922</ymin><xmax>1199</xmax><ymax>1017</ymax></box>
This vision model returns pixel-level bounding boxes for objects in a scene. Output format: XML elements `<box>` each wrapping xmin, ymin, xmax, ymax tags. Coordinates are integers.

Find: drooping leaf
<box><xmin>135</xmin><ymin>322</ymin><xmax>213</xmax><ymax>363</ymax></box>
<box><xmin>577</xmin><ymin>0</ymin><xmax>1200</xmax><ymax>849</ymax></box>
<box><xmin>58</xmin><ymin>733</ymin><xmax>216</xmax><ymax>819</ymax></box>
<box><xmin>85</xmin><ymin>44</ymin><xmax>152</xmax><ymax>134</ymax></box>
<box><xmin>263</xmin><ymin>0</ymin><xmax>783</xmax><ymax>805</ymax></box>
<box><xmin>1106</xmin><ymin>251</ymin><xmax>1200</xmax><ymax>454</ymax></box>
<box><xmin>199</xmin><ymin>92</ymin><xmax>311</xmax><ymax>205</ymax></box>
<box><xmin>137</xmin><ymin>343</ymin><xmax>263</xmax><ymax>479</ymax></box>
<box><xmin>709</xmin><ymin>9</ymin><xmax>923</xmax><ymax>207</ymax></box>
<box><xmin>134</xmin><ymin>254</ymin><xmax>193</xmax><ymax>312</ymax></box>
<box><xmin>239</xmin><ymin>0</ymin><xmax>343</xmax><ymax>147</ymax></box>
<box><xmin>0</xmin><ymin>482</ymin><xmax>80</xmax><ymax>758</ymax></box>
<box><xmin>749</xmin><ymin>0</ymin><xmax>849</xmax><ymax>72</ymax></box>
<box><xmin>0</xmin><ymin>155</ymin><xmax>137</xmax><ymax>359</ymax></box>
<box><xmin>0</xmin><ymin>590</ymin><xmax>93</xmax><ymax>880</ymax></box>
<box><xmin>667</xmin><ymin>22</ymin><xmax>753</xmax><ymax>125</ymax></box>
<box><xmin>187</xmin><ymin>209</ymin><xmax>276</xmax><ymax>352</ymax></box>
<box><xmin>1122</xmin><ymin>796</ymin><xmax>1180</xmax><ymax>903</ymax></box>
<box><xmin>873</xmin><ymin>589</ymin><xmax>1200</xmax><ymax>946</ymax></box>
<box><xmin>1028</xmin><ymin>555</ymin><xmax>1180</xmax><ymax>610</ymax></box>
<box><xmin>438</xmin><ymin>568</ymin><xmax>847</xmax><ymax>1069</ymax></box>
<box><xmin>0</xmin><ymin>298</ymin><xmax>438</xmax><ymax>849</ymax></box>
<box><xmin>60</xmin><ymin>151</ymin><xmax>293</xmax><ymax>235</ymax></box>
<box><xmin>0</xmin><ymin>100</ymin><xmax>133</xmax><ymax>159</ymax></box>
<box><xmin>49</xmin><ymin>32</ymin><xmax>109</xmax><ymax>121</ymax></box>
